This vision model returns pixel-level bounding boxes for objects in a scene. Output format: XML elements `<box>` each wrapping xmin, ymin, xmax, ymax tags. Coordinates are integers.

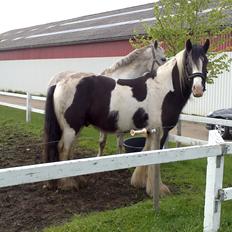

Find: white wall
<box><xmin>0</xmin><ymin>57</ymin><xmax>120</xmax><ymax>94</ymax></box>
<box><xmin>0</xmin><ymin>53</ymin><xmax>231</xmax><ymax>115</ymax></box>
<box><xmin>183</xmin><ymin>52</ymin><xmax>232</xmax><ymax>116</ymax></box>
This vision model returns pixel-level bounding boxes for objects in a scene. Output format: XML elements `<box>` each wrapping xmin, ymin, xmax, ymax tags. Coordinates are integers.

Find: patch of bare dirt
<box><xmin>0</xmin><ymin>131</ymin><xmax>147</xmax><ymax>232</ymax></box>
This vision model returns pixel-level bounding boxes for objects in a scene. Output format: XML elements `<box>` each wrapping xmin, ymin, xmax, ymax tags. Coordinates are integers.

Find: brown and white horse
<box><xmin>47</xmin><ymin>41</ymin><xmax>166</xmax><ymax>156</ymax></box>
<box><xmin>43</xmin><ymin>39</ymin><xmax>210</xmax><ymax>196</ymax></box>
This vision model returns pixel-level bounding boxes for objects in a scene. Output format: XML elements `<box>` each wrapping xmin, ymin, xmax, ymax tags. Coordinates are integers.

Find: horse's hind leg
<box><xmin>57</xmin><ymin>127</ymin><xmax>80</xmax><ymax>190</ymax></box>
<box><xmin>58</xmin><ymin>128</ymin><xmax>76</xmax><ymax>160</ymax></box>
<box><xmin>131</xmin><ymin>135</ymin><xmax>151</xmax><ymax>188</ymax></box>
<box><xmin>146</xmin><ymin>131</ymin><xmax>170</xmax><ymax>197</ymax></box>
<box><xmin>97</xmin><ymin>131</ymin><xmax>107</xmax><ymax>156</ymax></box>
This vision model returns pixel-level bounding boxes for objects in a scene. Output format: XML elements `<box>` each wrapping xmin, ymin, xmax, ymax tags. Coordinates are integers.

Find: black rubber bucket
<box><xmin>123</xmin><ymin>137</ymin><xmax>146</xmax><ymax>153</ymax></box>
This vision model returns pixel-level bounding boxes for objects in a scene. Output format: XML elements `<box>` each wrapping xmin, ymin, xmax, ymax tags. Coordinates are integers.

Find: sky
<box><xmin>0</xmin><ymin>0</ymin><xmax>154</xmax><ymax>34</ymax></box>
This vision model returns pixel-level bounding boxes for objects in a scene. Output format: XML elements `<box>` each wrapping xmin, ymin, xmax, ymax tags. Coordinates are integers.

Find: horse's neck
<box><xmin>103</xmin><ymin>48</ymin><xmax>151</xmax><ymax>79</ymax></box>
<box><xmin>156</xmin><ymin>56</ymin><xmax>192</xmax><ymax>128</ymax></box>
<box><xmin>110</xmin><ymin>61</ymin><xmax>151</xmax><ymax>79</ymax></box>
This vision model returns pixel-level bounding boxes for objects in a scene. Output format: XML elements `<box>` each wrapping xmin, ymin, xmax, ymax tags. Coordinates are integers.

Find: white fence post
<box><xmin>26</xmin><ymin>92</ymin><xmax>32</xmax><ymax>122</ymax></box>
<box><xmin>176</xmin><ymin>121</ymin><xmax>182</xmax><ymax>147</ymax></box>
<box><xmin>203</xmin><ymin>130</ymin><xmax>225</xmax><ymax>232</ymax></box>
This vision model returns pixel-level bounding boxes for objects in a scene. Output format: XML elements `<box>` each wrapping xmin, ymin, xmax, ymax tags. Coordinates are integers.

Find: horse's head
<box><xmin>183</xmin><ymin>39</ymin><xmax>210</xmax><ymax>97</ymax></box>
<box><xmin>149</xmin><ymin>40</ymin><xmax>167</xmax><ymax>73</ymax></box>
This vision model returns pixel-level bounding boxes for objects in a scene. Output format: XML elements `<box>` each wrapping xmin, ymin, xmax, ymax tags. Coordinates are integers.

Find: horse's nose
<box><xmin>192</xmin><ymin>84</ymin><xmax>204</xmax><ymax>97</ymax></box>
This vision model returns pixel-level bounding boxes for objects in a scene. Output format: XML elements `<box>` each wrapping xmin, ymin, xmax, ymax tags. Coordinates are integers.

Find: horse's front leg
<box><xmin>131</xmin><ymin>135</ymin><xmax>152</xmax><ymax>188</ymax></box>
<box><xmin>58</xmin><ymin>128</ymin><xmax>86</xmax><ymax>190</ymax></box>
<box><xmin>146</xmin><ymin>130</ymin><xmax>170</xmax><ymax>197</ymax></box>
<box><xmin>97</xmin><ymin>131</ymin><xmax>107</xmax><ymax>156</ymax></box>
<box><xmin>116</xmin><ymin>133</ymin><xmax>124</xmax><ymax>154</ymax></box>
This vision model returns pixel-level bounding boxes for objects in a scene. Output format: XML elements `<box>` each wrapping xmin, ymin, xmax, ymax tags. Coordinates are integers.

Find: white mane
<box><xmin>175</xmin><ymin>50</ymin><xmax>186</xmax><ymax>81</ymax></box>
<box><xmin>102</xmin><ymin>45</ymin><xmax>151</xmax><ymax>76</ymax></box>
<box><xmin>155</xmin><ymin>49</ymin><xmax>186</xmax><ymax>91</ymax></box>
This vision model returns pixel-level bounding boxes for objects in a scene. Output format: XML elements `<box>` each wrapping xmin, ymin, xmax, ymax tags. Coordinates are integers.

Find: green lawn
<box><xmin>0</xmin><ymin>106</ymin><xmax>231</xmax><ymax>232</ymax></box>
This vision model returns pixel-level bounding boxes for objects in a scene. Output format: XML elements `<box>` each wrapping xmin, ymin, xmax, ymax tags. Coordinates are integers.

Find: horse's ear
<box><xmin>203</xmin><ymin>39</ymin><xmax>210</xmax><ymax>53</ymax></box>
<box><xmin>186</xmin><ymin>39</ymin><xmax>192</xmax><ymax>53</ymax></box>
<box><xmin>154</xmin><ymin>40</ymin><xmax>158</xmax><ymax>49</ymax></box>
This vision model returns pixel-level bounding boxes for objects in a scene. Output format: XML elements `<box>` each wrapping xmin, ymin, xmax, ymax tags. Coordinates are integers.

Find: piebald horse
<box><xmin>47</xmin><ymin>41</ymin><xmax>166</xmax><ymax>156</ymax></box>
<box><xmin>43</xmin><ymin>39</ymin><xmax>210</xmax><ymax>196</ymax></box>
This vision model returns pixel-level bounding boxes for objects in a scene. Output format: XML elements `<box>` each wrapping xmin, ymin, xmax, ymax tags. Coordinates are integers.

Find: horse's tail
<box><xmin>43</xmin><ymin>85</ymin><xmax>61</xmax><ymax>163</ymax></box>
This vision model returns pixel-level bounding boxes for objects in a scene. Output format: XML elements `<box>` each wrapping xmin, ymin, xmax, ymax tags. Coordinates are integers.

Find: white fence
<box><xmin>0</xmin><ymin>91</ymin><xmax>45</xmax><ymax>121</ymax></box>
<box><xmin>0</xmin><ymin>130</ymin><xmax>231</xmax><ymax>232</ymax></box>
<box><xmin>0</xmin><ymin>92</ymin><xmax>232</xmax><ymax>231</ymax></box>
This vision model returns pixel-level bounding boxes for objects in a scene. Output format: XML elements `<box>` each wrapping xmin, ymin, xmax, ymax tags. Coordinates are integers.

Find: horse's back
<box><xmin>48</xmin><ymin>71</ymin><xmax>95</xmax><ymax>88</ymax></box>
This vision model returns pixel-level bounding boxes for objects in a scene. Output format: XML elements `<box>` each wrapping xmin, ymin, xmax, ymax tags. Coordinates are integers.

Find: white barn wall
<box><xmin>0</xmin><ymin>57</ymin><xmax>120</xmax><ymax>95</ymax></box>
<box><xmin>183</xmin><ymin>52</ymin><xmax>232</xmax><ymax>116</ymax></box>
<box><xmin>0</xmin><ymin>52</ymin><xmax>231</xmax><ymax>116</ymax></box>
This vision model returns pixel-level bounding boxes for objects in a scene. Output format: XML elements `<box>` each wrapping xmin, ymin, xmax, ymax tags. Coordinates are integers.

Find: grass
<box><xmin>0</xmin><ymin>105</ymin><xmax>118</xmax><ymax>154</ymax></box>
<box><xmin>0</xmin><ymin>105</ymin><xmax>232</xmax><ymax>232</ymax></box>
<box><xmin>44</xmin><ymin>157</ymin><xmax>232</xmax><ymax>232</ymax></box>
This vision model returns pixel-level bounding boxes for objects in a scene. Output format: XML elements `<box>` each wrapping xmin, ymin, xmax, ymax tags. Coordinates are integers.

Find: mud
<box><xmin>0</xmin><ymin>131</ymin><xmax>147</xmax><ymax>232</ymax></box>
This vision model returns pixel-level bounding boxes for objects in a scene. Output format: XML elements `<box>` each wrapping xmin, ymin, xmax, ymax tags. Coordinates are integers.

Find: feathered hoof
<box><xmin>146</xmin><ymin>182</ymin><xmax>171</xmax><ymax>198</ymax></box>
<box><xmin>42</xmin><ymin>180</ymin><xmax>58</xmax><ymax>190</ymax></box>
<box><xmin>130</xmin><ymin>166</ymin><xmax>147</xmax><ymax>188</ymax></box>
<box><xmin>160</xmin><ymin>183</ymin><xmax>171</xmax><ymax>197</ymax></box>
<box><xmin>75</xmin><ymin>176</ymin><xmax>88</xmax><ymax>188</ymax></box>
<box><xmin>57</xmin><ymin>177</ymin><xmax>82</xmax><ymax>191</ymax></box>
<box><xmin>131</xmin><ymin>176</ymin><xmax>146</xmax><ymax>188</ymax></box>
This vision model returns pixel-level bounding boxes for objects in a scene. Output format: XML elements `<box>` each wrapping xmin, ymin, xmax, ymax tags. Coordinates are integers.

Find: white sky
<box><xmin>0</xmin><ymin>0</ymin><xmax>154</xmax><ymax>34</ymax></box>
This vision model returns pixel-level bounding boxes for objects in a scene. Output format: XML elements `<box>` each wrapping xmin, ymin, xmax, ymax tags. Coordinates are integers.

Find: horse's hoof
<box><xmin>57</xmin><ymin>178</ymin><xmax>80</xmax><ymax>191</ymax></box>
<box><xmin>57</xmin><ymin>176</ymin><xmax>88</xmax><ymax>191</ymax></box>
<box><xmin>160</xmin><ymin>183</ymin><xmax>171</xmax><ymax>197</ymax></box>
<box><xmin>42</xmin><ymin>180</ymin><xmax>57</xmax><ymax>190</ymax></box>
<box><xmin>76</xmin><ymin>176</ymin><xmax>88</xmax><ymax>188</ymax></box>
<box><xmin>145</xmin><ymin>181</ymin><xmax>153</xmax><ymax>197</ymax></box>
<box><xmin>131</xmin><ymin>176</ymin><xmax>146</xmax><ymax>188</ymax></box>
<box><xmin>130</xmin><ymin>167</ymin><xmax>147</xmax><ymax>188</ymax></box>
<box><xmin>145</xmin><ymin>183</ymin><xmax>171</xmax><ymax>198</ymax></box>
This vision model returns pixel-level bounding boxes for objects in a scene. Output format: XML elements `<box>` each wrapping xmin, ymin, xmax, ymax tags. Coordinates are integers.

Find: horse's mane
<box><xmin>101</xmin><ymin>45</ymin><xmax>151</xmax><ymax>75</ymax></box>
<box><xmin>174</xmin><ymin>50</ymin><xmax>186</xmax><ymax>90</ymax></box>
<box><xmin>155</xmin><ymin>49</ymin><xmax>186</xmax><ymax>92</ymax></box>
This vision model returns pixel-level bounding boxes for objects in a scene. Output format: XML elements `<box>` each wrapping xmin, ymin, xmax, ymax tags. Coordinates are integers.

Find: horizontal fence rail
<box><xmin>0</xmin><ymin>91</ymin><xmax>28</xmax><ymax>98</ymax></box>
<box><xmin>169</xmin><ymin>134</ymin><xmax>207</xmax><ymax>145</ymax></box>
<box><xmin>219</xmin><ymin>187</ymin><xmax>232</xmax><ymax>201</ymax></box>
<box><xmin>0</xmin><ymin>91</ymin><xmax>46</xmax><ymax>101</ymax></box>
<box><xmin>0</xmin><ymin>101</ymin><xmax>27</xmax><ymax>111</ymax></box>
<box><xmin>0</xmin><ymin>143</ymin><xmax>231</xmax><ymax>188</ymax></box>
<box><xmin>180</xmin><ymin>114</ymin><xmax>232</xmax><ymax>127</ymax></box>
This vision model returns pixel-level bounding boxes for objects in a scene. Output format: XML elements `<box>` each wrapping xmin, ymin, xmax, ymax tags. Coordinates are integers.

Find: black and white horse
<box><xmin>47</xmin><ymin>41</ymin><xmax>166</xmax><ymax>156</ymax></box>
<box><xmin>43</xmin><ymin>39</ymin><xmax>210</xmax><ymax>195</ymax></box>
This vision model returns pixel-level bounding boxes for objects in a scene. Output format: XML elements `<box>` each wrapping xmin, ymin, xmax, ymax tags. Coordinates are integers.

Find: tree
<box><xmin>130</xmin><ymin>0</ymin><xmax>232</xmax><ymax>83</ymax></box>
